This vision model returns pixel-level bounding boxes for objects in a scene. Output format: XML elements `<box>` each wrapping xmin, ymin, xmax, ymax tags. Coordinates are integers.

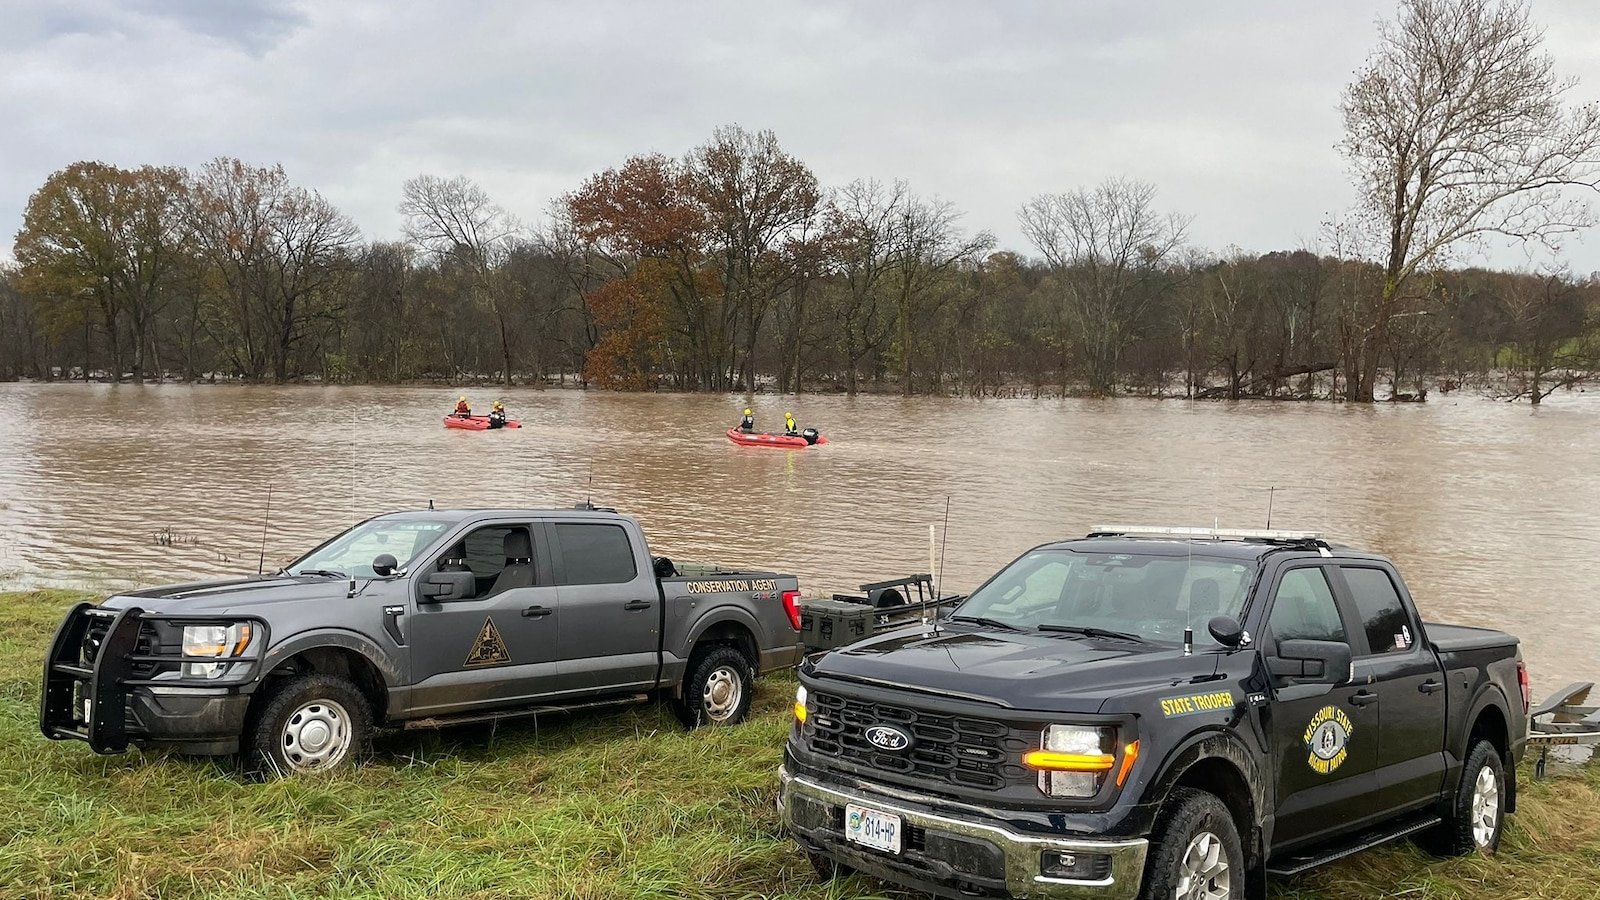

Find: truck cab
<box><xmin>782</xmin><ymin>526</ymin><xmax>1527</xmax><ymax>899</ymax></box>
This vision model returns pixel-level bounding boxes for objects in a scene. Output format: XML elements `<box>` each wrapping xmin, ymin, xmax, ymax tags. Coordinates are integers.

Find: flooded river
<box><xmin>1</xmin><ymin>382</ymin><xmax>1597</xmax><ymax>692</ymax></box>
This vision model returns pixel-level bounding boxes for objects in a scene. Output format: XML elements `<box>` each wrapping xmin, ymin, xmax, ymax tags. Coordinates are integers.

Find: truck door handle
<box><xmin>1419</xmin><ymin>679</ymin><xmax>1445</xmax><ymax>694</ymax></box>
<box><xmin>521</xmin><ymin>605</ymin><xmax>553</xmax><ymax>618</ymax></box>
<box><xmin>623</xmin><ymin>601</ymin><xmax>652</xmax><ymax>612</ymax></box>
<box><xmin>1349</xmin><ymin>690</ymin><xmax>1378</xmax><ymax>707</ymax></box>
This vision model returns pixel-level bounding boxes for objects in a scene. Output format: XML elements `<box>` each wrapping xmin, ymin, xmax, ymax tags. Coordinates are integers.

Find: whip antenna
<box><xmin>1266</xmin><ymin>486</ymin><xmax>1276</xmax><ymax>529</ymax></box>
<box><xmin>256</xmin><ymin>483</ymin><xmax>273</xmax><ymax>575</ymax></box>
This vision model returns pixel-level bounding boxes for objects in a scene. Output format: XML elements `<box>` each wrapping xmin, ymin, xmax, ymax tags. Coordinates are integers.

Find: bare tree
<box><xmin>1019</xmin><ymin>178</ymin><xmax>1189</xmax><ymax>394</ymax></box>
<box><xmin>886</xmin><ymin>197</ymin><xmax>994</xmax><ymax>395</ymax></box>
<box><xmin>188</xmin><ymin>159</ymin><xmax>358</xmax><ymax>382</ymax></box>
<box><xmin>400</xmin><ymin>175</ymin><xmax>523</xmax><ymax>384</ymax></box>
<box><xmin>1488</xmin><ymin>271</ymin><xmax>1598</xmax><ymax>403</ymax></box>
<box><xmin>1340</xmin><ymin>0</ymin><xmax>1600</xmax><ymax>401</ymax></box>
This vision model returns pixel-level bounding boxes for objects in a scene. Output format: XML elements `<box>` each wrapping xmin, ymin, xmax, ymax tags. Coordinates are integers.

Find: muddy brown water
<box><xmin>1</xmin><ymin>382</ymin><xmax>1596</xmax><ymax>694</ymax></box>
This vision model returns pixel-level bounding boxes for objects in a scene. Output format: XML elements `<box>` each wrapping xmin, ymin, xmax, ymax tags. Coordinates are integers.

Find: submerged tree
<box><xmin>1340</xmin><ymin>0</ymin><xmax>1600</xmax><ymax>401</ymax></box>
<box><xmin>1019</xmin><ymin>178</ymin><xmax>1189</xmax><ymax>395</ymax></box>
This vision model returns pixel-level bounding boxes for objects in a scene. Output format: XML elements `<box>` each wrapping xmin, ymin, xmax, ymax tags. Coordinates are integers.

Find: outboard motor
<box><xmin>801</xmin><ymin>427</ymin><xmax>821</xmax><ymax>445</ymax></box>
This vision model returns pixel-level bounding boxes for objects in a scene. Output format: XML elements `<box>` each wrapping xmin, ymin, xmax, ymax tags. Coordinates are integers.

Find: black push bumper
<box><xmin>40</xmin><ymin>603</ymin><xmax>267</xmax><ymax>756</ymax></box>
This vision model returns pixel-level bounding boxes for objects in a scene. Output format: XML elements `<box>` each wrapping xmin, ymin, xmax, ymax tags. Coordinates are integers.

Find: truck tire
<box><xmin>1139</xmin><ymin>787</ymin><xmax>1244</xmax><ymax>900</ymax></box>
<box><xmin>673</xmin><ymin>644</ymin><xmax>754</xmax><ymax>728</ymax></box>
<box><xmin>1425</xmin><ymin>739</ymin><xmax>1506</xmax><ymax>856</ymax></box>
<box><xmin>804</xmin><ymin>849</ymin><xmax>854</xmax><ymax>880</ymax></box>
<box><xmin>246</xmin><ymin>674</ymin><xmax>371</xmax><ymax>778</ymax></box>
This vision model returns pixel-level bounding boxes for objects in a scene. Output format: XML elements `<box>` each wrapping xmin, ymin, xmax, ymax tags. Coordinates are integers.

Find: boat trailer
<box><xmin>1528</xmin><ymin>681</ymin><xmax>1600</xmax><ymax>778</ymax></box>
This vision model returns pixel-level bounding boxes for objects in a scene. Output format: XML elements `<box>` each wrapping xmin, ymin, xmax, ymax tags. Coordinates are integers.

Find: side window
<box><xmin>1267</xmin><ymin>568</ymin><xmax>1347</xmax><ymax>643</ymax></box>
<box><xmin>554</xmin><ymin>524</ymin><xmax>638</xmax><ymax>585</ymax></box>
<box><xmin>1341</xmin><ymin>567</ymin><xmax>1414</xmax><ymax>655</ymax></box>
<box><xmin>461</xmin><ymin>526</ymin><xmax>514</xmax><ymax>579</ymax></box>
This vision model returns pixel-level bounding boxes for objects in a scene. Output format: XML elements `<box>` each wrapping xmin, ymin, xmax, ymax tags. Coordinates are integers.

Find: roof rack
<box><xmin>1087</xmin><ymin>525</ymin><xmax>1328</xmax><ymax>546</ymax></box>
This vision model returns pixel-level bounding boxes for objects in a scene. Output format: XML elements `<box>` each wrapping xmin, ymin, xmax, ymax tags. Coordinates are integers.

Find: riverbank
<box><xmin>2</xmin><ymin>590</ymin><xmax>1596</xmax><ymax>899</ymax></box>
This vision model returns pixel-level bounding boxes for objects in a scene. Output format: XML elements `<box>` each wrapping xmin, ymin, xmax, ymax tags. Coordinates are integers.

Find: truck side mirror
<box><xmin>1268</xmin><ymin>639</ymin><xmax>1353</xmax><ymax>685</ymax></box>
<box><xmin>420</xmin><ymin>570</ymin><xmax>475</xmax><ymax>602</ymax></box>
<box><xmin>1208</xmin><ymin>615</ymin><xmax>1245</xmax><ymax>648</ymax></box>
<box><xmin>372</xmin><ymin>553</ymin><xmax>399</xmax><ymax>577</ymax></box>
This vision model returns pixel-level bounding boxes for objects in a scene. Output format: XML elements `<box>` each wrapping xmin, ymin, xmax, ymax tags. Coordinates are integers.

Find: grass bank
<box><xmin>1</xmin><ymin>590</ymin><xmax>1595</xmax><ymax>899</ymax></box>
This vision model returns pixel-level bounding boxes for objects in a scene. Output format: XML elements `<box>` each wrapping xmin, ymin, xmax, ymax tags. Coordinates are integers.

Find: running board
<box><xmin>1267</xmin><ymin>813</ymin><xmax>1441</xmax><ymax>878</ymax></box>
<box><xmin>400</xmin><ymin>693</ymin><xmax>650</xmax><ymax>730</ymax></box>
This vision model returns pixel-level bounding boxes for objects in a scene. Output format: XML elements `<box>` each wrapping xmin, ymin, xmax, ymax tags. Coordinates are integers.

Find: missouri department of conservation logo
<box><xmin>464</xmin><ymin>617</ymin><xmax>513</xmax><ymax>667</ymax></box>
<box><xmin>1303</xmin><ymin>705</ymin><xmax>1354</xmax><ymax>774</ymax></box>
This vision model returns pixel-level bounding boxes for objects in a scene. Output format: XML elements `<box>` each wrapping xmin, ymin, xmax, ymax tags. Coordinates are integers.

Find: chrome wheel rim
<box><xmin>1471</xmin><ymin>764</ymin><xmax>1500</xmax><ymax>848</ymax></box>
<box><xmin>1176</xmin><ymin>830</ymin><xmax>1230</xmax><ymax>900</ymax></box>
<box><xmin>702</xmin><ymin>665</ymin><xmax>743</xmax><ymax>721</ymax></box>
<box><xmin>281</xmin><ymin>699</ymin><xmax>351</xmax><ymax>771</ymax></box>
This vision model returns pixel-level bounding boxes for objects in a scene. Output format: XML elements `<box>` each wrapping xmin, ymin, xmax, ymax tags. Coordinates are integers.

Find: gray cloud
<box><xmin>5</xmin><ymin>0</ymin><xmax>1600</xmax><ymax>271</ymax></box>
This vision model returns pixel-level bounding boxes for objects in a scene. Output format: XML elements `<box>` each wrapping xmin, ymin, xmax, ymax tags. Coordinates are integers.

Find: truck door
<box><xmin>1261</xmin><ymin>564</ymin><xmax>1384</xmax><ymax>851</ymax></box>
<box><xmin>1330</xmin><ymin>564</ymin><xmax>1447</xmax><ymax>816</ymax></box>
<box><xmin>548</xmin><ymin>520</ymin><xmax>661</xmax><ymax>695</ymax></box>
<box><xmin>406</xmin><ymin>522</ymin><xmax>561</xmax><ymax>715</ymax></box>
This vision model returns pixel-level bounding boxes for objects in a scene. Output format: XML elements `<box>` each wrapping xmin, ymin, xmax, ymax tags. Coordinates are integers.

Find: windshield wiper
<box><xmin>293</xmin><ymin>569</ymin><xmax>348</xmax><ymax>579</ymax></box>
<box><xmin>1036</xmin><ymin>624</ymin><xmax>1148</xmax><ymax>643</ymax></box>
<box><xmin>948</xmin><ymin>615</ymin><xmax>1023</xmax><ymax>631</ymax></box>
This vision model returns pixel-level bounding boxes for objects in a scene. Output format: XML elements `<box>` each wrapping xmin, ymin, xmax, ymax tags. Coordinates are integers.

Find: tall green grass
<box><xmin>1</xmin><ymin>590</ymin><xmax>1594</xmax><ymax>899</ymax></box>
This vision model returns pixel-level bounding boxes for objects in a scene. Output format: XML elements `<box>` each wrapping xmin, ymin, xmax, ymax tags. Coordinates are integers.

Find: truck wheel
<box><xmin>804</xmin><ymin>849</ymin><xmax>853</xmax><ymax>880</ymax></box>
<box><xmin>673</xmin><ymin>645</ymin><xmax>754</xmax><ymax>728</ymax></box>
<box><xmin>246</xmin><ymin>674</ymin><xmax>371</xmax><ymax>777</ymax></box>
<box><xmin>1139</xmin><ymin>787</ymin><xmax>1243</xmax><ymax>900</ymax></box>
<box><xmin>1425</xmin><ymin>739</ymin><xmax>1506</xmax><ymax>856</ymax></box>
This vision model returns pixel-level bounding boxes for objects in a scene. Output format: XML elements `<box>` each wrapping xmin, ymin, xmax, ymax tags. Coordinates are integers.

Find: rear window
<box><xmin>1341</xmin><ymin>566</ymin><xmax>1414</xmax><ymax>655</ymax></box>
<box><xmin>555</xmin><ymin>523</ymin><xmax>637</xmax><ymax>585</ymax></box>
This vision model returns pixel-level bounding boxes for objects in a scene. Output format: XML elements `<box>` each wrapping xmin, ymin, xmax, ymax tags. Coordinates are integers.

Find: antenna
<box><xmin>1183</xmin><ymin>533</ymin><xmax>1194</xmax><ymax>656</ymax></box>
<box><xmin>1266</xmin><ymin>486</ymin><xmax>1276</xmax><ymax>529</ymax></box>
<box><xmin>256</xmin><ymin>483</ymin><xmax>273</xmax><ymax>575</ymax></box>
<box><xmin>930</xmin><ymin>496</ymin><xmax>952</xmax><ymax>632</ymax></box>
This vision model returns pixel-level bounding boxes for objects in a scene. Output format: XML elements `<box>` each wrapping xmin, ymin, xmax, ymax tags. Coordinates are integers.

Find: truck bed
<box><xmin>1426</xmin><ymin>622</ymin><xmax>1519</xmax><ymax>653</ymax></box>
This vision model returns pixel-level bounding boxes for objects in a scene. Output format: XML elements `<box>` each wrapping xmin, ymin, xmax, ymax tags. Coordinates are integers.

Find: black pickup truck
<box><xmin>41</xmin><ymin>506</ymin><xmax>803</xmax><ymax>775</ymax></box>
<box><xmin>782</xmin><ymin>527</ymin><xmax>1528</xmax><ymax>900</ymax></box>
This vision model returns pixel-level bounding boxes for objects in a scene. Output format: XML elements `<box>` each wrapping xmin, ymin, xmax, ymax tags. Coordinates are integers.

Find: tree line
<box><xmin>3</xmin><ymin>0</ymin><xmax>1598</xmax><ymax>403</ymax></box>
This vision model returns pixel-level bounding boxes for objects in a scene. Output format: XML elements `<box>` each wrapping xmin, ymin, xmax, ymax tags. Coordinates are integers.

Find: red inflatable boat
<box><xmin>444</xmin><ymin>415</ymin><xmax>522</xmax><ymax>431</ymax></box>
<box><xmin>725</xmin><ymin>427</ymin><xmax>826</xmax><ymax>449</ymax></box>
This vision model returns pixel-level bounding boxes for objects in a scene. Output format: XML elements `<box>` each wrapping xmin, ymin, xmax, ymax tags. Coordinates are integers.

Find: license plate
<box><xmin>845</xmin><ymin>803</ymin><xmax>902</xmax><ymax>854</ymax></box>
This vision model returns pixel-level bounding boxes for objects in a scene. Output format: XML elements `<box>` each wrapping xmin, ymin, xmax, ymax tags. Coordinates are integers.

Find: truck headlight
<box><xmin>1025</xmin><ymin>725</ymin><xmax>1117</xmax><ymax>798</ymax></box>
<box><xmin>793</xmin><ymin>685</ymin><xmax>809</xmax><ymax>724</ymax></box>
<box><xmin>182</xmin><ymin>623</ymin><xmax>254</xmax><ymax>678</ymax></box>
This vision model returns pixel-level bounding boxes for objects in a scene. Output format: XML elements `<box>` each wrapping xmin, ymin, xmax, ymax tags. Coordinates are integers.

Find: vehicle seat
<box><xmin>1188</xmin><ymin>577</ymin><xmax>1221</xmax><ymax>621</ymax></box>
<box><xmin>487</xmin><ymin>529</ymin><xmax>536</xmax><ymax>596</ymax></box>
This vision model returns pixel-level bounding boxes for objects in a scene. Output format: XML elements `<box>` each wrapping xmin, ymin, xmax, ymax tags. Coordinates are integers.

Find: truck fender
<box><xmin>1139</xmin><ymin>727</ymin><xmax>1269</xmax><ymax>861</ymax></box>
<box><xmin>260</xmin><ymin>628</ymin><xmax>405</xmax><ymax>689</ymax></box>
<box><xmin>684</xmin><ymin>607</ymin><xmax>763</xmax><ymax>660</ymax></box>
<box><xmin>1449</xmin><ymin>683</ymin><xmax>1518</xmax><ymax>812</ymax></box>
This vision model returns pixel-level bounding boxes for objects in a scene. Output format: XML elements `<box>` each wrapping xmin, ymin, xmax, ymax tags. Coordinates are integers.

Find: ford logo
<box><xmin>864</xmin><ymin>724</ymin><xmax>913</xmax><ymax>751</ymax></box>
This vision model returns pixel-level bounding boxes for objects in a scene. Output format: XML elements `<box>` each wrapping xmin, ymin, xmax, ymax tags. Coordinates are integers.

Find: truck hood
<box><xmin>809</xmin><ymin>623</ymin><xmax>1224</xmax><ymax>714</ymax></box>
<box><xmin>102</xmin><ymin>575</ymin><xmax>358</xmax><ymax>615</ymax></box>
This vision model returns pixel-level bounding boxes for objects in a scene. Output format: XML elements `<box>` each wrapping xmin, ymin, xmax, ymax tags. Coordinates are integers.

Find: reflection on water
<box><xmin>1</xmin><ymin>383</ymin><xmax>1597</xmax><ymax>692</ymax></box>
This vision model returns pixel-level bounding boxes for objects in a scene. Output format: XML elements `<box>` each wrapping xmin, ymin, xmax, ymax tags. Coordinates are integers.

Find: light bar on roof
<box><xmin>1090</xmin><ymin>525</ymin><xmax>1324</xmax><ymax>542</ymax></box>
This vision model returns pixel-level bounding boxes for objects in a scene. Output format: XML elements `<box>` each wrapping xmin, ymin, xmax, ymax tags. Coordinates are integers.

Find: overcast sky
<box><xmin>7</xmin><ymin>0</ymin><xmax>1600</xmax><ymax>271</ymax></box>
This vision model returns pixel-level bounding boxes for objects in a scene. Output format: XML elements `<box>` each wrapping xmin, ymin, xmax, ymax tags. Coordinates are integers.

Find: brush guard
<box><xmin>40</xmin><ymin>603</ymin><xmax>268</xmax><ymax>754</ymax></box>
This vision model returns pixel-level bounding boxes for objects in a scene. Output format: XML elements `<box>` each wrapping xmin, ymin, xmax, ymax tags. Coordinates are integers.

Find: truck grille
<box><xmin>807</xmin><ymin>691</ymin><xmax>1030</xmax><ymax>790</ymax></box>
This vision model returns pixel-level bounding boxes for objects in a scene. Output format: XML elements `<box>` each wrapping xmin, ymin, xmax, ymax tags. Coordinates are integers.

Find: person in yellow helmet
<box><xmin>453</xmin><ymin>395</ymin><xmax>472</xmax><ymax>418</ymax></box>
<box><xmin>488</xmin><ymin>400</ymin><xmax>507</xmax><ymax>429</ymax></box>
<box><xmin>784</xmin><ymin>411</ymin><xmax>798</xmax><ymax>436</ymax></box>
<box><xmin>739</xmin><ymin>407</ymin><xmax>756</xmax><ymax>433</ymax></box>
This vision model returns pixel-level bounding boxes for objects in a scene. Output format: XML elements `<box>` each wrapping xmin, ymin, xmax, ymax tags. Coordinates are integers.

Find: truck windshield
<box><xmin>951</xmin><ymin>549</ymin><xmax>1256</xmax><ymax>646</ymax></box>
<box><xmin>285</xmin><ymin>519</ymin><xmax>453</xmax><ymax>577</ymax></box>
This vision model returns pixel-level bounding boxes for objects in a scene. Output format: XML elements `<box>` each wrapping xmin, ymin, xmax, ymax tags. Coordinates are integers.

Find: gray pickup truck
<box><xmin>41</xmin><ymin>506</ymin><xmax>803</xmax><ymax>775</ymax></box>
